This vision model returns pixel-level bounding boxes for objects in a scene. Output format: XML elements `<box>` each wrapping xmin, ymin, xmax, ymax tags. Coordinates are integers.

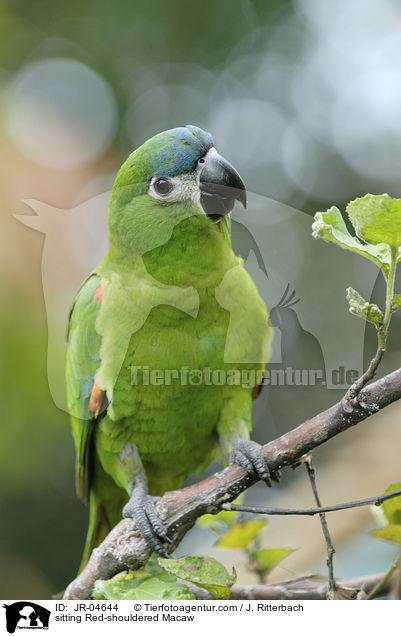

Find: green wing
<box><xmin>66</xmin><ymin>273</ymin><xmax>104</xmax><ymax>502</ymax></box>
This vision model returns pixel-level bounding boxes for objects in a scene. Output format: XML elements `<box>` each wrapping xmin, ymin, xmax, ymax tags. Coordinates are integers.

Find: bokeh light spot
<box><xmin>4</xmin><ymin>58</ymin><xmax>118</xmax><ymax>169</ymax></box>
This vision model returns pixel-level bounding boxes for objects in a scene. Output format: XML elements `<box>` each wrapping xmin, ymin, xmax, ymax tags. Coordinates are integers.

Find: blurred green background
<box><xmin>2</xmin><ymin>0</ymin><xmax>401</xmax><ymax>598</ymax></box>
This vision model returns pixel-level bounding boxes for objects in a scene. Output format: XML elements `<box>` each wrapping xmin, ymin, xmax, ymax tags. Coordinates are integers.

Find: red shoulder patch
<box><xmin>94</xmin><ymin>284</ymin><xmax>104</xmax><ymax>302</ymax></box>
<box><xmin>89</xmin><ymin>381</ymin><xmax>105</xmax><ymax>417</ymax></box>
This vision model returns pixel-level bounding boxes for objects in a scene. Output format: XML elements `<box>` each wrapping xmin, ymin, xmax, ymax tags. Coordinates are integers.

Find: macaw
<box><xmin>66</xmin><ymin>125</ymin><xmax>273</xmax><ymax>569</ymax></box>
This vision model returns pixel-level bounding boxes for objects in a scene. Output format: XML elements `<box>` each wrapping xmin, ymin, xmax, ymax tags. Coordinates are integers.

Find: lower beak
<box><xmin>199</xmin><ymin>149</ymin><xmax>247</xmax><ymax>222</ymax></box>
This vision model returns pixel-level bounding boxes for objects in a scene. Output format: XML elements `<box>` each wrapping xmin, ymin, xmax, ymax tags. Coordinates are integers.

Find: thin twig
<box><xmin>366</xmin><ymin>552</ymin><xmax>401</xmax><ymax>600</ymax></box>
<box><xmin>345</xmin><ymin>248</ymin><xmax>398</xmax><ymax>405</ymax></box>
<box><xmin>304</xmin><ymin>455</ymin><xmax>337</xmax><ymax>597</ymax></box>
<box><xmin>345</xmin><ymin>344</ymin><xmax>386</xmax><ymax>407</ymax></box>
<box><xmin>221</xmin><ymin>487</ymin><xmax>401</xmax><ymax>516</ymax></box>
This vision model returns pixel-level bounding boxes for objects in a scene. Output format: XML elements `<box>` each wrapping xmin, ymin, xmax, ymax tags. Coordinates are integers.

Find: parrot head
<box><xmin>107</xmin><ymin>125</ymin><xmax>247</xmax><ymax>257</ymax></box>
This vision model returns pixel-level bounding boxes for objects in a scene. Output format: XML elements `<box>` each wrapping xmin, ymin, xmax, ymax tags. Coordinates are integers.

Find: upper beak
<box><xmin>199</xmin><ymin>148</ymin><xmax>247</xmax><ymax>221</ymax></box>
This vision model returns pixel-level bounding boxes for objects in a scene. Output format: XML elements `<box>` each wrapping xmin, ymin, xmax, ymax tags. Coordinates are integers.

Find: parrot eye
<box><xmin>153</xmin><ymin>177</ymin><xmax>173</xmax><ymax>196</ymax></box>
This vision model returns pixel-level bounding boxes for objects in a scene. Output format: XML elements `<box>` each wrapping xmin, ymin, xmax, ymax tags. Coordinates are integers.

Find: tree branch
<box><xmin>183</xmin><ymin>572</ymin><xmax>391</xmax><ymax>600</ymax></box>
<box><xmin>228</xmin><ymin>572</ymin><xmax>392</xmax><ymax>600</ymax></box>
<box><xmin>63</xmin><ymin>365</ymin><xmax>401</xmax><ymax>600</ymax></box>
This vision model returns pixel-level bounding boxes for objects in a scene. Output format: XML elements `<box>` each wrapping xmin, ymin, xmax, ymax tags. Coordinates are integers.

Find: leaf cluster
<box><xmin>93</xmin><ymin>552</ymin><xmax>236</xmax><ymax>601</ymax></box>
<box><xmin>312</xmin><ymin>194</ymin><xmax>401</xmax><ymax>325</ymax></box>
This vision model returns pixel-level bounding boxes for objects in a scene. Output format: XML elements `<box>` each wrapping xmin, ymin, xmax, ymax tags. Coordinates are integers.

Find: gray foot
<box><xmin>123</xmin><ymin>478</ymin><xmax>171</xmax><ymax>557</ymax></box>
<box><xmin>229</xmin><ymin>439</ymin><xmax>280</xmax><ymax>486</ymax></box>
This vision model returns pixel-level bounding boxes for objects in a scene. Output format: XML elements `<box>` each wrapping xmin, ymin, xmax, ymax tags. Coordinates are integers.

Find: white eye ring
<box><xmin>153</xmin><ymin>177</ymin><xmax>173</xmax><ymax>196</ymax></box>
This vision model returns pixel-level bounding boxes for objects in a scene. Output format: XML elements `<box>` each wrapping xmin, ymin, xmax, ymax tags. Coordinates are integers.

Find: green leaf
<box><xmin>370</xmin><ymin>484</ymin><xmax>401</xmax><ymax>543</ymax></box>
<box><xmin>370</xmin><ymin>524</ymin><xmax>401</xmax><ymax>544</ymax></box>
<box><xmin>381</xmin><ymin>484</ymin><xmax>401</xmax><ymax>525</ymax></box>
<box><xmin>254</xmin><ymin>548</ymin><xmax>294</xmax><ymax>575</ymax></box>
<box><xmin>346</xmin><ymin>287</ymin><xmax>383</xmax><ymax>326</ymax></box>
<box><xmin>392</xmin><ymin>295</ymin><xmax>401</xmax><ymax>314</ymax></box>
<box><xmin>347</xmin><ymin>194</ymin><xmax>401</xmax><ymax>250</ymax></box>
<box><xmin>159</xmin><ymin>555</ymin><xmax>236</xmax><ymax>600</ymax></box>
<box><xmin>142</xmin><ymin>552</ymin><xmax>165</xmax><ymax>575</ymax></box>
<box><xmin>216</xmin><ymin>519</ymin><xmax>267</xmax><ymax>549</ymax></box>
<box><xmin>370</xmin><ymin>485</ymin><xmax>401</xmax><ymax>544</ymax></box>
<box><xmin>197</xmin><ymin>510</ymin><xmax>238</xmax><ymax>530</ymax></box>
<box><xmin>312</xmin><ymin>206</ymin><xmax>392</xmax><ymax>273</ymax></box>
<box><xmin>92</xmin><ymin>569</ymin><xmax>196</xmax><ymax>600</ymax></box>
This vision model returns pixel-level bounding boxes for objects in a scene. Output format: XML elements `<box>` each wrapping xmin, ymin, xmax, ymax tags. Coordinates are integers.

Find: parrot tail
<box><xmin>78</xmin><ymin>491</ymin><xmax>111</xmax><ymax>573</ymax></box>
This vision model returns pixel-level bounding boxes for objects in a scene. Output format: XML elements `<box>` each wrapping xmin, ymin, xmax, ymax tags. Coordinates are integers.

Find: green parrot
<box><xmin>66</xmin><ymin>125</ymin><xmax>274</xmax><ymax>569</ymax></box>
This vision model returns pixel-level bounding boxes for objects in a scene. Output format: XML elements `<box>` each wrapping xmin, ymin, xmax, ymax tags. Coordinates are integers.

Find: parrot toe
<box><xmin>229</xmin><ymin>439</ymin><xmax>280</xmax><ymax>486</ymax></box>
<box><xmin>123</xmin><ymin>493</ymin><xmax>171</xmax><ymax>558</ymax></box>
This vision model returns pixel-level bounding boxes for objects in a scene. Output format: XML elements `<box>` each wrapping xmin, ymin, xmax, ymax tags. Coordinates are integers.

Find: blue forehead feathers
<box><xmin>144</xmin><ymin>125</ymin><xmax>214</xmax><ymax>178</ymax></box>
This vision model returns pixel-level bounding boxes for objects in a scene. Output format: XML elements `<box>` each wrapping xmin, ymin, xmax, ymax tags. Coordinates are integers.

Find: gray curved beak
<box><xmin>199</xmin><ymin>149</ymin><xmax>247</xmax><ymax>221</ymax></box>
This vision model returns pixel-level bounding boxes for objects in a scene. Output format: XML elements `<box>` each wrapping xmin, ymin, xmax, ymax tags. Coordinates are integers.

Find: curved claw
<box><xmin>123</xmin><ymin>493</ymin><xmax>171</xmax><ymax>557</ymax></box>
<box><xmin>229</xmin><ymin>439</ymin><xmax>280</xmax><ymax>486</ymax></box>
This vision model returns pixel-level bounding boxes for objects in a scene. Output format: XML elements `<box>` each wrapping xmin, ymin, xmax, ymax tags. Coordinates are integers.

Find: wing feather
<box><xmin>66</xmin><ymin>273</ymin><xmax>104</xmax><ymax>501</ymax></box>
